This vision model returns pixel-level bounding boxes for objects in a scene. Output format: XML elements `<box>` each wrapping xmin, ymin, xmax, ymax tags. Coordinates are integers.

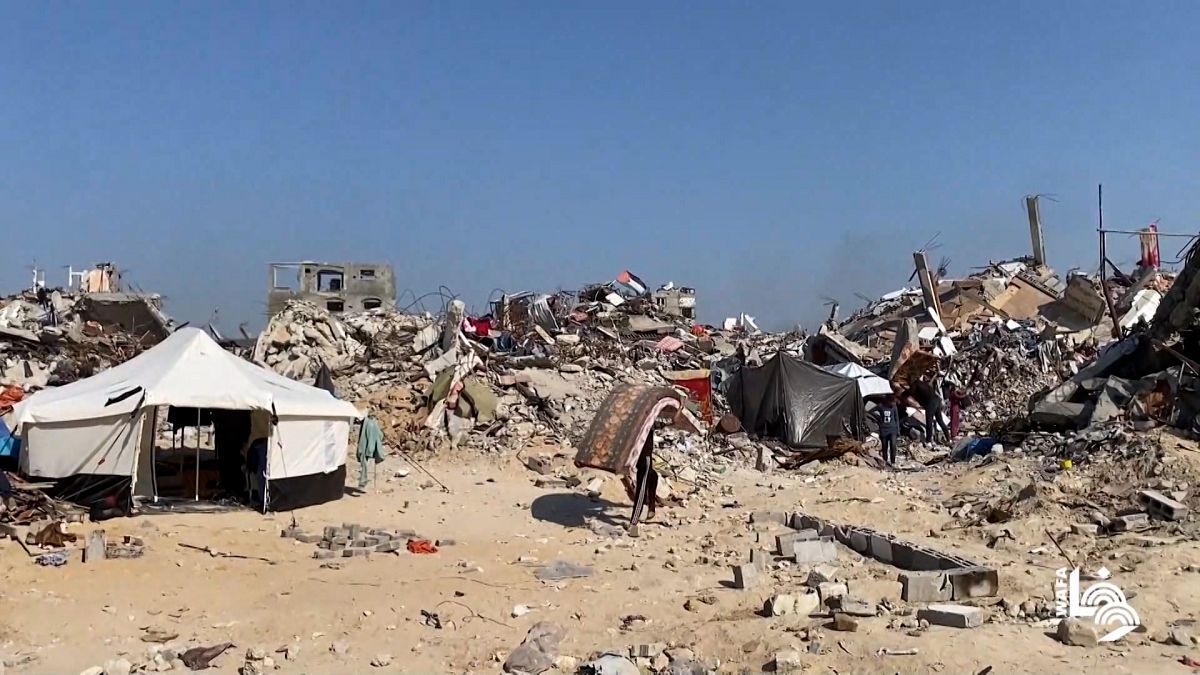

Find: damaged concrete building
<box><xmin>652</xmin><ymin>284</ymin><xmax>697</xmax><ymax>320</ymax></box>
<box><xmin>267</xmin><ymin>262</ymin><xmax>396</xmax><ymax>317</ymax></box>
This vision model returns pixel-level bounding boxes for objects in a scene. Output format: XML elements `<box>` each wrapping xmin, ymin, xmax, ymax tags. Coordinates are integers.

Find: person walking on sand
<box><xmin>625</xmin><ymin>430</ymin><xmax>659</xmax><ymax>538</ymax></box>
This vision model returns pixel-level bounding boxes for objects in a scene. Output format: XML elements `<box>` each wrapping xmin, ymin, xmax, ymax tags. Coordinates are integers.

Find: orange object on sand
<box><xmin>407</xmin><ymin>539</ymin><xmax>438</xmax><ymax>554</ymax></box>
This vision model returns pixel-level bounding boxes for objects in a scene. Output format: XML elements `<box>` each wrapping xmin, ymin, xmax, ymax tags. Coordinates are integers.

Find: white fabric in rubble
<box><xmin>822</xmin><ymin>362</ymin><xmax>893</xmax><ymax>398</ymax></box>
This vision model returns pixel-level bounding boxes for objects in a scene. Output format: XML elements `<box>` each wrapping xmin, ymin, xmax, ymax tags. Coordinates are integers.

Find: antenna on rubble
<box><xmin>936</xmin><ymin>256</ymin><xmax>952</xmax><ymax>279</ymax></box>
<box><xmin>821</xmin><ymin>296</ymin><xmax>839</xmax><ymax>323</ymax></box>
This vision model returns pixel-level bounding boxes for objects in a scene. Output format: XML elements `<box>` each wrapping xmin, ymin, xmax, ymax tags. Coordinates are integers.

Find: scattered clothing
<box><xmin>407</xmin><ymin>539</ymin><xmax>438</xmax><ymax>554</ymax></box>
<box><xmin>34</xmin><ymin>551</ymin><xmax>69</xmax><ymax>567</ymax></box>
<box><xmin>356</xmin><ymin>416</ymin><xmax>385</xmax><ymax>489</ymax></box>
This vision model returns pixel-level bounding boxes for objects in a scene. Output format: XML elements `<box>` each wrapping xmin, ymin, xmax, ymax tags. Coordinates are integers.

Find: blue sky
<box><xmin>3</xmin><ymin>2</ymin><xmax>1199</xmax><ymax>331</ymax></box>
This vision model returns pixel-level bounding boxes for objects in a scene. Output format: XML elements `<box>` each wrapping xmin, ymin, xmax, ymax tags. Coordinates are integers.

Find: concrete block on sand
<box><xmin>773</xmin><ymin>650</ymin><xmax>802</xmax><ymax>672</ymax></box>
<box><xmin>732</xmin><ymin>563</ymin><xmax>759</xmax><ymax>589</ymax></box>
<box><xmin>817</xmin><ymin>582</ymin><xmax>848</xmax><ymax>606</ymax></box>
<box><xmin>899</xmin><ymin>571</ymin><xmax>952</xmax><ymax>603</ymax></box>
<box><xmin>750</xmin><ymin>511</ymin><xmax>788</xmax><ymax>525</ymax></box>
<box><xmin>917</xmin><ymin>603</ymin><xmax>984</xmax><ymax>628</ymax></box>
<box><xmin>775</xmin><ymin>529</ymin><xmax>817</xmax><ymax>555</ymax></box>
<box><xmin>946</xmin><ymin>566</ymin><xmax>1000</xmax><ymax>600</ymax></box>
<box><xmin>792</xmin><ymin>537</ymin><xmax>836</xmax><ymax>563</ymax></box>
<box><xmin>806</xmin><ymin>565</ymin><xmax>838</xmax><ymax>587</ymax></box>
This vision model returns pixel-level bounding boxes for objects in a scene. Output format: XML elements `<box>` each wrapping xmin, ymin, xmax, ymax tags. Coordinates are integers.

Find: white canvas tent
<box><xmin>12</xmin><ymin>328</ymin><xmax>362</xmax><ymax>509</ymax></box>
<box><xmin>822</xmin><ymin>362</ymin><xmax>893</xmax><ymax>398</ymax></box>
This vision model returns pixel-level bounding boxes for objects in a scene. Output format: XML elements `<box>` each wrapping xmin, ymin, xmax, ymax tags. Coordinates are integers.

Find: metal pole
<box><xmin>194</xmin><ymin>409</ymin><xmax>201</xmax><ymax>501</ymax></box>
<box><xmin>1097</xmin><ymin>185</ymin><xmax>1121</xmax><ymax>338</ymax></box>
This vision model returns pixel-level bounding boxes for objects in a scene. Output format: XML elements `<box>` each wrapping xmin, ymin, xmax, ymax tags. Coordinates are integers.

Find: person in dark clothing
<box><xmin>0</xmin><ymin>470</ymin><xmax>13</xmax><ymax>515</ymax></box>
<box><xmin>912</xmin><ymin>375</ymin><xmax>950</xmax><ymax>444</ymax></box>
<box><xmin>627</xmin><ymin>431</ymin><xmax>659</xmax><ymax>538</ymax></box>
<box><xmin>245</xmin><ymin>437</ymin><xmax>269</xmax><ymax>512</ymax></box>
<box><xmin>877</xmin><ymin>395</ymin><xmax>901</xmax><ymax>466</ymax></box>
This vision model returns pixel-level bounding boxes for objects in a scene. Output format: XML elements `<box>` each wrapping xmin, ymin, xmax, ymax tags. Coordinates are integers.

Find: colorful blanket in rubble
<box><xmin>574</xmin><ymin>384</ymin><xmax>682</xmax><ymax>480</ymax></box>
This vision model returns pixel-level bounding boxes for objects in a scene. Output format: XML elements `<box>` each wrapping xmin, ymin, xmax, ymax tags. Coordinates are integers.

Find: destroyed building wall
<box><xmin>267</xmin><ymin>262</ymin><xmax>396</xmax><ymax>317</ymax></box>
<box><xmin>651</xmin><ymin>287</ymin><xmax>697</xmax><ymax>320</ymax></box>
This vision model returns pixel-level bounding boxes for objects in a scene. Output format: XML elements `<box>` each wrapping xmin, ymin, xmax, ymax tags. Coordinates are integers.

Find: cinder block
<box><xmin>917</xmin><ymin>603</ymin><xmax>984</xmax><ymax>628</ymax></box>
<box><xmin>891</xmin><ymin>541</ymin><xmax>915</xmax><ymax>569</ymax></box>
<box><xmin>750</xmin><ymin>511</ymin><xmax>788</xmax><ymax>525</ymax></box>
<box><xmin>345</xmin><ymin>523</ymin><xmax>362</xmax><ymax>539</ymax></box>
<box><xmin>909</xmin><ymin>546</ymin><xmax>943</xmax><ymax>571</ymax></box>
<box><xmin>1138</xmin><ymin>490</ymin><xmax>1189</xmax><ymax>520</ymax></box>
<box><xmin>375</xmin><ymin>540</ymin><xmax>401</xmax><ymax>553</ymax></box>
<box><xmin>1110</xmin><ymin>513</ymin><xmax>1151</xmax><ymax>532</ymax></box>
<box><xmin>847</xmin><ymin>530</ymin><xmax>869</xmax><ymax>553</ymax></box>
<box><xmin>776</xmin><ymin>529</ymin><xmax>817</xmax><ymax>555</ymax></box>
<box><xmin>313</xmin><ymin>550</ymin><xmax>337</xmax><ymax>560</ymax></box>
<box><xmin>750</xmin><ymin>549</ymin><xmax>771</xmax><ymax>571</ymax></box>
<box><xmin>732</xmin><ymin>563</ymin><xmax>760</xmax><ymax>589</ymax></box>
<box><xmin>868</xmin><ymin>534</ymin><xmax>894</xmax><ymax>564</ymax></box>
<box><xmin>792</xmin><ymin>537</ymin><xmax>837</xmax><ymax>563</ymax></box>
<box><xmin>294</xmin><ymin>533</ymin><xmax>323</xmax><ymax>544</ymax></box>
<box><xmin>323</xmin><ymin>526</ymin><xmax>338</xmax><ymax>539</ymax></box>
<box><xmin>899</xmin><ymin>571</ymin><xmax>952</xmax><ymax>602</ymax></box>
<box><xmin>342</xmin><ymin>546</ymin><xmax>373</xmax><ymax>557</ymax></box>
<box><xmin>946</xmin><ymin>566</ymin><xmax>999</xmax><ymax>599</ymax></box>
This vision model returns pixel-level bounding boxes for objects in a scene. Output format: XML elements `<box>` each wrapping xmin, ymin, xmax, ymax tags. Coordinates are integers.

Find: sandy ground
<box><xmin>3</xmin><ymin>444</ymin><xmax>1200</xmax><ymax>675</ymax></box>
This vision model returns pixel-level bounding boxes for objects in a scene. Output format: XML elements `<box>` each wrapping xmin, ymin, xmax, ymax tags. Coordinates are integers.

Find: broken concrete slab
<box><xmin>806</xmin><ymin>565</ymin><xmax>838</xmax><ymax>587</ymax></box>
<box><xmin>1110</xmin><ymin>512</ymin><xmax>1151</xmax><ymax>532</ymax></box>
<box><xmin>830</xmin><ymin>596</ymin><xmax>875</xmax><ymax>617</ymax></box>
<box><xmin>817</xmin><ymin>582</ymin><xmax>848</xmax><ymax>606</ymax></box>
<box><xmin>917</xmin><ymin>603</ymin><xmax>983</xmax><ymax>628</ymax></box>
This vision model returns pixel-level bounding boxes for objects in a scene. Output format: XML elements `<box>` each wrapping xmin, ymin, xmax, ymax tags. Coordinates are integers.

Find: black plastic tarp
<box><xmin>726</xmin><ymin>352</ymin><xmax>865</xmax><ymax>447</ymax></box>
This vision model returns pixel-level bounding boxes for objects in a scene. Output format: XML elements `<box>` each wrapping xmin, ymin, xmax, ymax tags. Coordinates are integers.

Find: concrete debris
<box><xmin>917</xmin><ymin>604</ymin><xmax>984</xmax><ymax>629</ymax></box>
<box><xmin>1056</xmin><ymin>618</ymin><xmax>1099</xmax><ymax>647</ymax></box>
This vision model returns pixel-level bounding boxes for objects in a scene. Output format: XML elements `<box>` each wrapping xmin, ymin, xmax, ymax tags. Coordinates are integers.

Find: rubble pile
<box><xmin>253</xmin><ymin>300</ymin><xmax>437</xmax><ymax>383</ymax></box>
<box><xmin>0</xmin><ymin>289</ymin><xmax>165</xmax><ymax>392</ymax></box>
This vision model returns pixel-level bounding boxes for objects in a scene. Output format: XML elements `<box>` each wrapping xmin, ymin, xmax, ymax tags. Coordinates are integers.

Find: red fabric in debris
<box><xmin>472</xmin><ymin>317</ymin><xmax>491</xmax><ymax>336</ymax></box>
<box><xmin>672</xmin><ymin>375</ymin><xmax>713</xmax><ymax>422</ymax></box>
<box><xmin>0</xmin><ymin>385</ymin><xmax>24</xmax><ymax>414</ymax></box>
<box><xmin>689</xmin><ymin>324</ymin><xmax>706</xmax><ymax>336</ymax></box>
<box><xmin>407</xmin><ymin>539</ymin><xmax>438</xmax><ymax>554</ymax></box>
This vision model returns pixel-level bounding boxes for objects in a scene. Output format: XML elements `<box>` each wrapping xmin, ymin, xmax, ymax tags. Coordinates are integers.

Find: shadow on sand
<box><xmin>531</xmin><ymin>492</ymin><xmax>626</xmax><ymax>529</ymax></box>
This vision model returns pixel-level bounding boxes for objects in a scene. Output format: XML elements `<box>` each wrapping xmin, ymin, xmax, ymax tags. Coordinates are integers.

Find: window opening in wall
<box><xmin>326</xmin><ymin>299</ymin><xmax>345</xmax><ymax>312</ymax></box>
<box><xmin>317</xmin><ymin>270</ymin><xmax>344</xmax><ymax>293</ymax></box>
<box><xmin>362</xmin><ymin>298</ymin><xmax>383</xmax><ymax>310</ymax></box>
<box><xmin>360</xmin><ymin>269</ymin><xmax>376</xmax><ymax>279</ymax></box>
<box><xmin>271</xmin><ymin>265</ymin><xmax>301</xmax><ymax>291</ymax></box>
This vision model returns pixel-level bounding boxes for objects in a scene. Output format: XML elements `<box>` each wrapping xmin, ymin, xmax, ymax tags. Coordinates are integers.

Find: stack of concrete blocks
<box><xmin>788</xmin><ymin>511</ymin><xmax>999</xmax><ymax>603</ymax></box>
<box><xmin>282</xmin><ymin>522</ymin><xmax>417</xmax><ymax>559</ymax></box>
<box><xmin>733</xmin><ymin>511</ymin><xmax>839</xmax><ymax>588</ymax></box>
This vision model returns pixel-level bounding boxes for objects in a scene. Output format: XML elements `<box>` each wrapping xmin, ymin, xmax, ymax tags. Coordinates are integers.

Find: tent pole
<box><xmin>194</xmin><ymin>409</ymin><xmax>201</xmax><ymax>501</ymax></box>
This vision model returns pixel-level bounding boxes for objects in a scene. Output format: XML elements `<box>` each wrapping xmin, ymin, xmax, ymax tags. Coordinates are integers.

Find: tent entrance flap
<box><xmin>727</xmin><ymin>352</ymin><xmax>865</xmax><ymax>448</ymax></box>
